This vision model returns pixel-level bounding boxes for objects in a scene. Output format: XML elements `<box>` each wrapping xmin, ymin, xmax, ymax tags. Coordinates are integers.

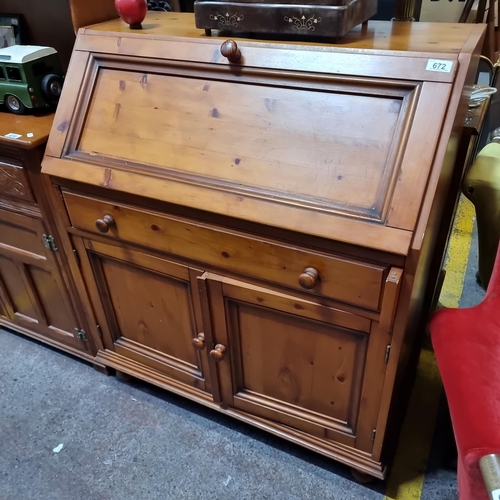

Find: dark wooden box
<box><xmin>194</xmin><ymin>0</ymin><xmax>377</xmax><ymax>38</ymax></box>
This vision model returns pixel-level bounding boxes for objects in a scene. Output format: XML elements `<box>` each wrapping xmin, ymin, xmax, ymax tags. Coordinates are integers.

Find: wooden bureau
<box><xmin>40</xmin><ymin>13</ymin><xmax>484</xmax><ymax>478</ymax></box>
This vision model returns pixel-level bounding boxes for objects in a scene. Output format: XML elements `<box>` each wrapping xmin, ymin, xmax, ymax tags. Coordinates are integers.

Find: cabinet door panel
<box><xmin>0</xmin><ymin>208</ymin><xmax>87</xmax><ymax>351</ymax></box>
<box><xmin>0</xmin><ymin>255</ymin><xmax>39</xmax><ymax>321</ymax></box>
<box><xmin>235</xmin><ymin>303</ymin><xmax>367</xmax><ymax>426</ymax></box>
<box><xmin>200</xmin><ymin>274</ymin><xmax>395</xmax><ymax>452</ymax></box>
<box><xmin>0</xmin><ymin>267</ymin><xmax>10</xmax><ymax>320</ymax></box>
<box><xmin>29</xmin><ymin>266</ymin><xmax>76</xmax><ymax>334</ymax></box>
<box><xmin>0</xmin><ymin>293</ymin><xmax>8</xmax><ymax>320</ymax></box>
<box><xmin>0</xmin><ymin>256</ymin><xmax>84</xmax><ymax>348</ymax></box>
<box><xmin>0</xmin><ymin>212</ymin><xmax>46</xmax><ymax>259</ymax></box>
<box><xmin>80</xmin><ymin>238</ymin><xmax>211</xmax><ymax>393</ymax></box>
<box><xmin>100</xmin><ymin>257</ymin><xmax>199</xmax><ymax>367</ymax></box>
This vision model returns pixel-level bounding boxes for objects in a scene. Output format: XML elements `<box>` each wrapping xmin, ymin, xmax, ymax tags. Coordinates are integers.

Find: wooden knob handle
<box><xmin>95</xmin><ymin>214</ymin><xmax>115</xmax><ymax>233</ymax></box>
<box><xmin>221</xmin><ymin>40</ymin><xmax>241</xmax><ymax>63</ymax></box>
<box><xmin>210</xmin><ymin>343</ymin><xmax>227</xmax><ymax>362</ymax></box>
<box><xmin>192</xmin><ymin>333</ymin><xmax>205</xmax><ymax>350</ymax></box>
<box><xmin>298</xmin><ymin>267</ymin><xmax>320</xmax><ymax>289</ymax></box>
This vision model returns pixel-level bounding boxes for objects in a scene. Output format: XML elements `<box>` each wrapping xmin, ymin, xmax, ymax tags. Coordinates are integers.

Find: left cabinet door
<box><xmin>0</xmin><ymin>208</ymin><xmax>89</xmax><ymax>353</ymax></box>
<box><xmin>75</xmin><ymin>237</ymin><xmax>212</xmax><ymax>395</ymax></box>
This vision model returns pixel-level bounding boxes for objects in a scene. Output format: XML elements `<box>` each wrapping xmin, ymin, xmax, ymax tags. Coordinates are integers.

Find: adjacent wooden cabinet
<box><xmin>0</xmin><ymin>209</ymin><xmax>83</xmax><ymax>350</ymax></box>
<box><xmin>40</xmin><ymin>13</ymin><xmax>485</xmax><ymax>478</ymax></box>
<box><xmin>0</xmin><ymin>115</ymin><xmax>98</xmax><ymax>361</ymax></box>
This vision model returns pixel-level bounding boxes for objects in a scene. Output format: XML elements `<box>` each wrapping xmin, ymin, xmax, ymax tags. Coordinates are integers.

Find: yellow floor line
<box><xmin>382</xmin><ymin>195</ymin><xmax>475</xmax><ymax>500</ymax></box>
<box><xmin>439</xmin><ymin>196</ymin><xmax>476</xmax><ymax>309</ymax></box>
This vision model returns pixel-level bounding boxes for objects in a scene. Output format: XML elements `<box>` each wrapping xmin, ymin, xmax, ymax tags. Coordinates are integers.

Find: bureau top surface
<box><xmin>0</xmin><ymin>112</ymin><xmax>54</xmax><ymax>149</ymax></box>
<box><xmin>82</xmin><ymin>12</ymin><xmax>483</xmax><ymax>56</ymax></box>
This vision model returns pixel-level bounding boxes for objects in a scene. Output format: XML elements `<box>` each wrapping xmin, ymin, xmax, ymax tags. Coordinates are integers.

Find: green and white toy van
<box><xmin>0</xmin><ymin>45</ymin><xmax>64</xmax><ymax>115</ymax></box>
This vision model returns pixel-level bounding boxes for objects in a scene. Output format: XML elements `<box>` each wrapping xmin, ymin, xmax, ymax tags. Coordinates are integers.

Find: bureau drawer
<box><xmin>0</xmin><ymin>160</ymin><xmax>35</xmax><ymax>203</ymax></box>
<box><xmin>63</xmin><ymin>191</ymin><xmax>389</xmax><ymax>311</ymax></box>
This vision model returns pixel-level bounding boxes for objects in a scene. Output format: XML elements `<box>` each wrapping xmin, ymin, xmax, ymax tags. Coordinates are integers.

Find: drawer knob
<box><xmin>210</xmin><ymin>343</ymin><xmax>227</xmax><ymax>362</ymax></box>
<box><xmin>299</xmin><ymin>267</ymin><xmax>320</xmax><ymax>289</ymax></box>
<box><xmin>192</xmin><ymin>333</ymin><xmax>206</xmax><ymax>350</ymax></box>
<box><xmin>221</xmin><ymin>40</ymin><xmax>241</xmax><ymax>63</ymax></box>
<box><xmin>95</xmin><ymin>215</ymin><xmax>115</xmax><ymax>233</ymax></box>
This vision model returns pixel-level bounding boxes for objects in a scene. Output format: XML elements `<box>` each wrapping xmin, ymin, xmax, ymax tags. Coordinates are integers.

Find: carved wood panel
<box><xmin>0</xmin><ymin>162</ymin><xmax>35</xmax><ymax>202</ymax></box>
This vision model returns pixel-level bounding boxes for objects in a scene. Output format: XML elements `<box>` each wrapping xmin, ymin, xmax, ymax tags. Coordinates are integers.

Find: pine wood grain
<box><xmin>38</xmin><ymin>14</ymin><xmax>485</xmax><ymax>479</ymax></box>
<box><xmin>63</xmin><ymin>190</ymin><xmax>389</xmax><ymax>310</ymax></box>
<box><xmin>0</xmin><ymin>208</ymin><xmax>88</xmax><ymax>351</ymax></box>
<box><xmin>77</xmin><ymin>237</ymin><xmax>212</xmax><ymax>392</ymax></box>
<box><xmin>83</xmin><ymin>12</ymin><xmax>483</xmax><ymax>55</ymax></box>
<box><xmin>198</xmin><ymin>273</ymin><xmax>391</xmax><ymax>450</ymax></box>
<box><xmin>0</xmin><ymin>113</ymin><xmax>54</xmax><ymax>149</ymax></box>
<box><xmin>79</xmin><ymin>68</ymin><xmax>402</xmax><ymax>215</ymax></box>
<box><xmin>43</xmin><ymin>15</ymin><xmax>480</xmax><ymax>251</ymax></box>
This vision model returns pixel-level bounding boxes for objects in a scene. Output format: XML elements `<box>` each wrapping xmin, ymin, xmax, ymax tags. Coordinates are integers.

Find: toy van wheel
<box><xmin>41</xmin><ymin>74</ymin><xmax>63</xmax><ymax>100</ymax></box>
<box><xmin>5</xmin><ymin>95</ymin><xmax>27</xmax><ymax>115</ymax></box>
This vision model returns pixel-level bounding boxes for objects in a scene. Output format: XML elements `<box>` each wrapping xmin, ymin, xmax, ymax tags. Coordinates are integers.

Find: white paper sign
<box><xmin>426</xmin><ymin>59</ymin><xmax>453</xmax><ymax>73</ymax></box>
<box><xmin>4</xmin><ymin>133</ymin><xmax>22</xmax><ymax>139</ymax></box>
<box><xmin>492</xmin><ymin>488</ymin><xmax>500</xmax><ymax>500</ymax></box>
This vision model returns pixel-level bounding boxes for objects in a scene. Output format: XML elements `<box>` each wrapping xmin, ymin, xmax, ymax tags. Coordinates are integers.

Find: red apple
<box><xmin>115</xmin><ymin>0</ymin><xmax>148</xmax><ymax>29</ymax></box>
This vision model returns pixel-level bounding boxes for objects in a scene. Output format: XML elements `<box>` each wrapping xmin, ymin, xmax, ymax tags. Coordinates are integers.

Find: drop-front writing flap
<box><xmin>43</xmin><ymin>15</ymin><xmax>482</xmax><ymax>254</ymax></box>
<box><xmin>78</xmin><ymin>67</ymin><xmax>411</xmax><ymax>223</ymax></box>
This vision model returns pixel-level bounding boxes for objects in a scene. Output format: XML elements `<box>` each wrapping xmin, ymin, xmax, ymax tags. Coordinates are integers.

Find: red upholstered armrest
<box><xmin>432</xmin><ymin>304</ymin><xmax>500</xmax><ymax>448</ymax></box>
<box><xmin>430</xmin><ymin>243</ymin><xmax>500</xmax><ymax>500</ymax></box>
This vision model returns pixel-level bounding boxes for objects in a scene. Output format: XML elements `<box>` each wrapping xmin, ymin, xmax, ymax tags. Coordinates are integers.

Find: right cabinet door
<box><xmin>199</xmin><ymin>272</ymin><xmax>401</xmax><ymax>453</ymax></box>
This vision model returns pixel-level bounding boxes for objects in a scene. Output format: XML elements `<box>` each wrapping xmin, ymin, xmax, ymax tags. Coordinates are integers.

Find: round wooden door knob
<box><xmin>192</xmin><ymin>333</ymin><xmax>205</xmax><ymax>350</ymax></box>
<box><xmin>95</xmin><ymin>215</ymin><xmax>116</xmax><ymax>233</ymax></box>
<box><xmin>298</xmin><ymin>267</ymin><xmax>320</xmax><ymax>289</ymax></box>
<box><xmin>221</xmin><ymin>40</ymin><xmax>241</xmax><ymax>63</ymax></box>
<box><xmin>210</xmin><ymin>344</ymin><xmax>227</xmax><ymax>362</ymax></box>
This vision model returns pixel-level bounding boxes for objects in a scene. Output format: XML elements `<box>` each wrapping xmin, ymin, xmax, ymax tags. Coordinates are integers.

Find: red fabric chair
<box><xmin>429</xmin><ymin>243</ymin><xmax>500</xmax><ymax>500</ymax></box>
